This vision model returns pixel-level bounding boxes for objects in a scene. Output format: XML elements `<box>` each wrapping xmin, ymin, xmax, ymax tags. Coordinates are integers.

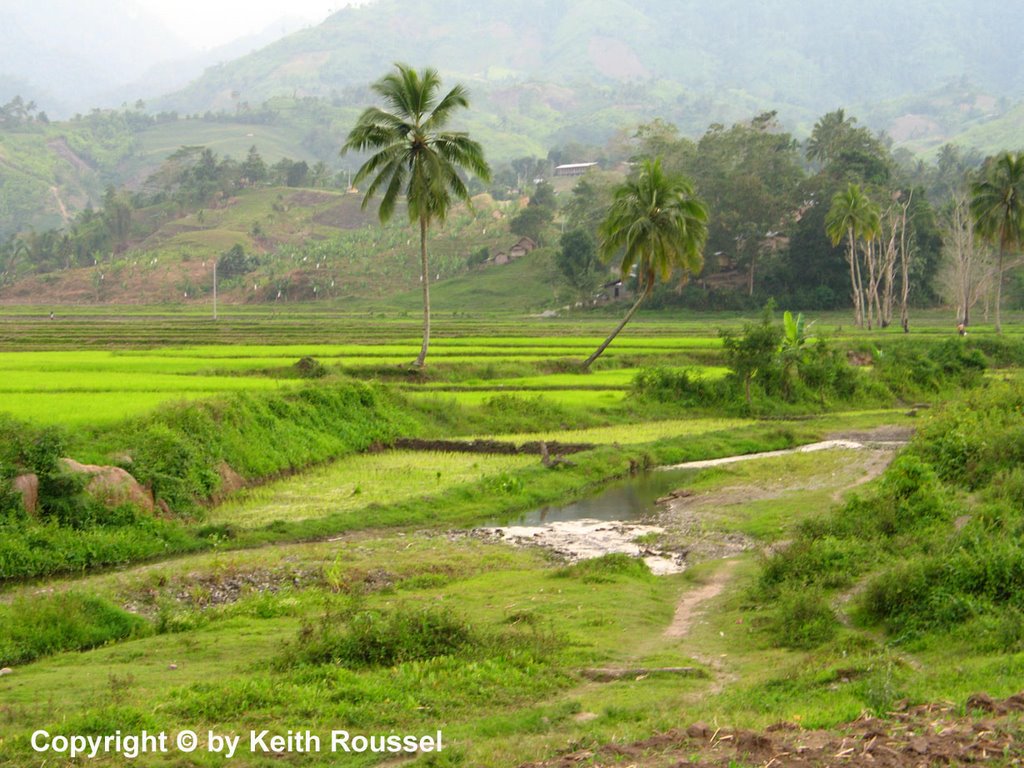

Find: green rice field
<box><xmin>208</xmin><ymin>450</ymin><xmax>537</xmax><ymax>528</ymax></box>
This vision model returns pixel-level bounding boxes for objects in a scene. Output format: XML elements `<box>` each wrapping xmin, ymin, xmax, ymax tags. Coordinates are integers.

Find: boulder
<box><xmin>58</xmin><ymin>458</ymin><xmax>154</xmax><ymax>513</ymax></box>
<box><xmin>214</xmin><ymin>462</ymin><xmax>246</xmax><ymax>501</ymax></box>
<box><xmin>12</xmin><ymin>473</ymin><xmax>38</xmax><ymax>516</ymax></box>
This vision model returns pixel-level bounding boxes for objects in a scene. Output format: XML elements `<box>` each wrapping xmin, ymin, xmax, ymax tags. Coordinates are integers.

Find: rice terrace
<box><xmin>4</xmin><ymin>1</ymin><xmax>1024</xmax><ymax>767</ymax></box>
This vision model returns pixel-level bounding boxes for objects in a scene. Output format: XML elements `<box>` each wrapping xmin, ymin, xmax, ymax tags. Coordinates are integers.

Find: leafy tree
<box><xmin>723</xmin><ymin>305</ymin><xmax>783</xmax><ymax>406</ymax></box>
<box><xmin>240</xmin><ymin>146</ymin><xmax>268</xmax><ymax>185</ymax></box>
<box><xmin>564</xmin><ymin>170</ymin><xmax>617</xmax><ymax>235</ymax></box>
<box><xmin>690</xmin><ymin>113</ymin><xmax>803</xmax><ymax>295</ymax></box>
<box><xmin>807</xmin><ymin>109</ymin><xmax>890</xmax><ymax>184</ymax></box>
<box><xmin>510</xmin><ymin>180</ymin><xmax>556</xmax><ymax>243</ymax></box>
<box><xmin>509</xmin><ymin>205</ymin><xmax>551</xmax><ymax>243</ymax></box>
<box><xmin>970</xmin><ymin>151</ymin><xmax>1024</xmax><ymax>333</ymax></box>
<box><xmin>342</xmin><ymin>63</ymin><xmax>491</xmax><ymax>367</ymax></box>
<box><xmin>529</xmin><ymin>180</ymin><xmax>556</xmax><ymax>211</ymax></box>
<box><xmin>218</xmin><ymin>244</ymin><xmax>259</xmax><ymax>279</ymax></box>
<box><xmin>556</xmin><ymin>229</ymin><xmax>601</xmax><ymax>300</ymax></box>
<box><xmin>286</xmin><ymin>160</ymin><xmax>310</xmax><ymax>187</ymax></box>
<box><xmin>581</xmin><ymin>158</ymin><xmax>708</xmax><ymax>370</ymax></box>
<box><xmin>309</xmin><ymin>161</ymin><xmax>331</xmax><ymax>188</ymax></box>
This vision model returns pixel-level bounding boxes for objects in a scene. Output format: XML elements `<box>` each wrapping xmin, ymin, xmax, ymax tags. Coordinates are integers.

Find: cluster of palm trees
<box><xmin>827</xmin><ymin>153</ymin><xmax>1023</xmax><ymax>334</ymax></box>
<box><xmin>343</xmin><ymin>63</ymin><xmax>708</xmax><ymax>368</ymax></box>
<box><xmin>344</xmin><ymin>63</ymin><xmax>1020</xmax><ymax>364</ymax></box>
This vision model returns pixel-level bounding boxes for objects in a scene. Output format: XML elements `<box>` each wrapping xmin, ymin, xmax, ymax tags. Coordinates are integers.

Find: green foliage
<box><xmin>555</xmin><ymin>229</ymin><xmax>601</xmax><ymax>298</ymax></box>
<box><xmin>910</xmin><ymin>383</ymin><xmax>1024</xmax><ymax>489</ymax></box>
<box><xmin>554</xmin><ymin>553</ymin><xmax>653</xmax><ymax>583</ymax></box>
<box><xmin>342</xmin><ymin>63</ymin><xmax>491</xmax><ymax>366</ymax></box>
<box><xmin>872</xmin><ymin>339</ymin><xmax>987</xmax><ymax>397</ymax></box>
<box><xmin>970</xmin><ymin>151</ymin><xmax>1024</xmax><ymax>331</ymax></box>
<box><xmin>761</xmin><ymin>383</ymin><xmax>1024</xmax><ymax>648</ymax></box>
<box><xmin>769</xmin><ymin>587</ymin><xmax>839</xmax><ymax>649</ymax></box>
<box><xmin>630</xmin><ymin>366</ymin><xmax>722</xmax><ymax>407</ymax></box>
<box><xmin>217</xmin><ymin>243</ymin><xmax>259</xmax><ymax>279</ymax></box>
<box><xmin>282</xmin><ymin>605</ymin><xmax>475</xmax><ymax>668</ymax></box>
<box><xmin>721</xmin><ymin>306</ymin><xmax>783</xmax><ymax>406</ymax></box>
<box><xmin>0</xmin><ymin>592</ymin><xmax>149</xmax><ymax>666</ymax></box>
<box><xmin>510</xmin><ymin>204</ymin><xmax>553</xmax><ymax>244</ymax></box>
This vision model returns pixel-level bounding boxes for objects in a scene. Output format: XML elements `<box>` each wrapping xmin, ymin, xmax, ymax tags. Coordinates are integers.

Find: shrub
<box><xmin>0</xmin><ymin>592</ymin><xmax>150</xmax><ymax>665</ymax></box>
<box><xmin>283</xmin><ymin>606</ymin><xmax>475</xmax><ymax>668</ymax></box>
<box><xmin>631</xmin><ymin>366</ymin><xmax>722</xmax><ymax>406</ymax></box>
<box><xmin>769</xmin><ymin>587</ymin><xmax>838</xmax><ymax>649</ymax></box>
<box><xmin>554</xmin><ymin>553</ymin><xmax>653</xmax><ymax>583</ymax></box>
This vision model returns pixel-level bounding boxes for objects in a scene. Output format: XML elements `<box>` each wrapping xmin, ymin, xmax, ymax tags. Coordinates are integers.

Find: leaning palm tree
<box><xmin>581</xmin><ymin>158</ymin><xmax>708</xmax><ymax>370</ymax></box>
<box><xmin>970</xmin><ymin>151</ymin><xmax>1024</xmax><ymax>334</ymax></box>
<box><xmin>825</xmin><ymin>183</ymin><xmax>880</xmax><ymax>328</ymax></box>
<box><xmin>342</xmin><ymin>63</ymin><xmax>490</xmax><ymax>366</ymax></box>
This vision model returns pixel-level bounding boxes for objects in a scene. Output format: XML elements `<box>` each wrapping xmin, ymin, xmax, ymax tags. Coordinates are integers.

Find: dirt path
<box><xmin>664</xmin><ymin>558</ymin><xmax>740</xmax><ymax>638</ymax></box>
<box><xmin>831</xmin><ymin>447</ymin><xmax>893</xmax><ymax>502</ymax></box>
<box><xmin>660</xmin><ymin>439</ymin><xmax>879</xmax><ymax>471</ymax></box>
<box><xmin>49</xmin><ymin>186</ymin><xmax>70</xmax><ymax>222</ymax></box>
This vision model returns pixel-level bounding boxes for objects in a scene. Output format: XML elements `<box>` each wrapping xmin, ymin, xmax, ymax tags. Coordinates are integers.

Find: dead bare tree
<box><xmin>941</xmin><ymin>193</ymin><xmax>997</xmax><ymax>328</ymax></box>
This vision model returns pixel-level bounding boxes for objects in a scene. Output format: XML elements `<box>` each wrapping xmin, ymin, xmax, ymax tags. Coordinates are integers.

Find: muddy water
<box><xmin>477</xmin><ymin>439</ymin><xmax>889</xmax><ymax>574</ymax></box>
<box><xmin>477</xmin><ymin>467</ymin><xmax>701</xmax><ymax>575</ymax></box>
<box><xmin>488</xmin><ymin>466</ymin><xmax>699</xmax><ymax>527</ymax></box>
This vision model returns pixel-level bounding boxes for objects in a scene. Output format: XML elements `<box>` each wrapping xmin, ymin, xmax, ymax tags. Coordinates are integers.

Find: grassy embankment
<box><xmin>2</xmin><ymin>384</ymin><xmax>1023</xmax><ymax>767</ymax></box>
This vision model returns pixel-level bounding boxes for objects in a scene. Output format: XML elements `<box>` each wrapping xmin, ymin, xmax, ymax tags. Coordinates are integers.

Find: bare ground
<box><xmin>520</xmin><ymin>693</ymin><xmax>1024</xmax><ymax>767</ymax></box>
<box><xmin>665</xmin><ymin>559</ymin><xmax>741</xmax><ymax>639</ymax></box>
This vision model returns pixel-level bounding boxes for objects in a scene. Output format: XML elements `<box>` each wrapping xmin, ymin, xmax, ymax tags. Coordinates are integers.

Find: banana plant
<box><xmin>780</xmin><ymin>310</ymin><xmax>813</xmax><ymax>399</ymax></box>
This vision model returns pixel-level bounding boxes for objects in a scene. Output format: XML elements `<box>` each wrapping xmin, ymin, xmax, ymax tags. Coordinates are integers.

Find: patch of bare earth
<box><xmin>665</xmin><ymin>559</ymin><xmax>740</xmax><ymax>639</ymax></box>
<box><xmin>655</xmin><ymin>436</ymin><xmax>908</xmax><ymax>562</ymax></box>
<box><xmin>520</xmin><ymin>693</ymin><xmax>1024</xmax><ymax>767</ymax></box>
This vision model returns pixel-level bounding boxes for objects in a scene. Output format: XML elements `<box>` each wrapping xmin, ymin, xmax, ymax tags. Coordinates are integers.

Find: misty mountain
<box><xmin>155</xmin><ymin>0</ymin><xmax>1024</xmax><ymax>139</ymax></box>
<box><xmin>0</xmin><ymin>0</ymin><xmax>193</xmax><ymax>115</ymax></box>
<box><xmin>99</xmin><ymin>16</ymin><xmax>317</xmax><ymax>112</ymax></box>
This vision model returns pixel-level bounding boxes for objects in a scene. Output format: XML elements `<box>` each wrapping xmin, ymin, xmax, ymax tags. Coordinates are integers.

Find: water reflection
<box><xmin>492</xmin><ymin>467</ymin><xmax>698</xmax><ymax>527</ymax></box>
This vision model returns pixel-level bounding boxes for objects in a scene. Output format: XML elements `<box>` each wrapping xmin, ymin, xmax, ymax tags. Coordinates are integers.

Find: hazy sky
<box><xmin>133</xmin><ymin>0</ymin><xmax>349</xmax><ymax>49</ymax></box>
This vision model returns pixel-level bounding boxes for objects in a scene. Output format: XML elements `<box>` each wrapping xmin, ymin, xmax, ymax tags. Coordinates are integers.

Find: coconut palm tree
<box><xmin>970</xmin><ymin>151</ymin><xmax>1024</xmax><ymax>334</ymax></box>
<box><xmin>825</xmin><ymin>183</ymin><xmax>880</xmax><ymax>328</ymax></box>
<box><xmin>342</xmin><ymin>63</ymin><xmax>490</xmax><ymax>366</ymax></box>
<box><xmin>581</xmin><ymin>158</ymin><xmax>708</xmax><ymax>370</ymax></box>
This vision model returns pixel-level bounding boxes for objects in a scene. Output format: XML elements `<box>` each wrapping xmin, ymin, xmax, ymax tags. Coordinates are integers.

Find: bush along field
<box><xmin>2</xmin><ymin>313</ymin><xmax>1024</xmax><ymax>767</ymax></box>
<box><xmin>748</xmin><ymin>383</ymin><xmax>1024</xmax><ymax>715</ymax></box>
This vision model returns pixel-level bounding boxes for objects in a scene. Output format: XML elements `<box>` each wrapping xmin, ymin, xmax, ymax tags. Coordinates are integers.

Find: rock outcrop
<box><xmin>58</xmin><ymin>458</ymin><xmax>154</xmax><ymax>513</ymax></box>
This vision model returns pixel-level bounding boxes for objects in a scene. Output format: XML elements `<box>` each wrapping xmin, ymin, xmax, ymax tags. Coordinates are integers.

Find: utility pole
<box><xmin>212</xmin><ymin>258</ymin><xmax>218</xmax><ymax>321</ymax></box>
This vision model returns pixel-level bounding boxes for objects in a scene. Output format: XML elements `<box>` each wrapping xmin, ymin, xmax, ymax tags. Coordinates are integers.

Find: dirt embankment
<box><xmin>392</xmin><ymin>438</ymin><xmax>595</xmax><ymax>455</ymax></box>
<box><xmin>521</xmin><ymin>692</ymin><xmax>1024</xmax><ymax>767</ymax></box>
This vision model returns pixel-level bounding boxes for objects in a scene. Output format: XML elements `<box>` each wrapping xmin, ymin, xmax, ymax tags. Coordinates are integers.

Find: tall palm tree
<box><xmin>970</xmin><ymin>151</ymin><xmax>1024</xmax><ymax>334</ymax></box>
<box><xmin>342</xmin><ymin>63</ymin><xmax>490</xmax><ymax>366</ymax></box>
<box><xmin>825</xmin><ymin>183</ymin><xmax>880</xmax><ymax>328</ymax></box>
<box><xmin>581</xmin><ymin>158</ymin><xmax>708</xmax><ymax>370</ymax></box>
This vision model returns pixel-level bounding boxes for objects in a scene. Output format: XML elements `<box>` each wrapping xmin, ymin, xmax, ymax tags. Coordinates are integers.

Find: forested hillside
<box><xmin>159</xmin><ymin>0</ymin><xmax>1024</xmax><ymax>139</ymax></box>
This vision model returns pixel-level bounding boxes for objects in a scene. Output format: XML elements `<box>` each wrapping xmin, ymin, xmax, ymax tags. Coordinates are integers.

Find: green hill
<box><xmin>0</xmin><ymin>184</ymin><xmax>566</xmax><ymax>310</ymax></box>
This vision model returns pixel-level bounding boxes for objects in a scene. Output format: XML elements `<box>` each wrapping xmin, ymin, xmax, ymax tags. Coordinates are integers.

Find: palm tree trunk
<box><xmin>995</xmin><ymin>242</ymin><xmax>1004</xmax><ymax>334</ymax></box>
<box><xmin>847</xmin><ymin>231</ymin><xmax>860</xmax><ymax>327</ymax></box>
<box><xmin>581</xmin><ymin>283</ymin><xmax>648</xmax><ymax>371</ymax></box>
<box><xmin>413</xmin><ymin>216</ymin><xmax>431</xmax><ymax>366</ymax></box>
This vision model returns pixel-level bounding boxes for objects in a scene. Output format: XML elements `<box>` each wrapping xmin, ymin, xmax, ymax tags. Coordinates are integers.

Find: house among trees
<box><xmin>554</xmin><ymin>162</ymin><xmax>598</xmax><ymax>177</ymax></box>
<box><xmin>486</xmin><ymin>237</ymin><xmax>538</xmax><ymax>267</ymax></box>
<box><xmin>508</xmin><ymin>236</ymin><xmax>537</xmax><ymax>259</ymax></box>
<box><xmin>601</xmin><ymin>278</ymin><xmax>632</xmax><ymax>302</ymax></box>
